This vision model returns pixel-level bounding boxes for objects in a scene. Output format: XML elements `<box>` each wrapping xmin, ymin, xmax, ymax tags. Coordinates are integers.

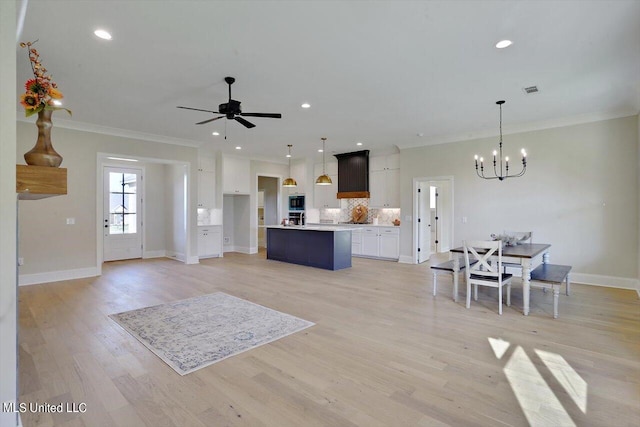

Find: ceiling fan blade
<box><xmin>240</xmin><ymin>112</ymin><xmax>282</xmax><ymax>119</ymax></box>
<box><xmin>195</xmin><ymin>116</ymin><xmax>224</xmax><ymax>125</ymax></box>
<box><xmin>234</xmin><ymin>116</ymin><xmax>256</xmax><ymax>128</ymax></box>
<box><xmin>177</xmin><ymin>106</ymin><xmax>219</xmax><ymax>114</ymax></box>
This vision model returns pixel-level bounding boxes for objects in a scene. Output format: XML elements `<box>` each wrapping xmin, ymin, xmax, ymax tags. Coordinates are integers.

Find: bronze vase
<box><xmin>24</xmin><ymin>109</ymin><xmax>63</xmax><ymax>167</ymax></box>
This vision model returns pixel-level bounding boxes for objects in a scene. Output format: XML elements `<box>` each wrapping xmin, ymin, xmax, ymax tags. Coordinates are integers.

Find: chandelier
<box><xmin>475</xmin><ymin>100</ymin><xmax>527</xmax><ymax>181</ymax></box>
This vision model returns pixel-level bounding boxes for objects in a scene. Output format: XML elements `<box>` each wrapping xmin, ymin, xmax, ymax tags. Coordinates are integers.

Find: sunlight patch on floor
<box><xmin>536</xmin><ymin>349</ymin><xmax>588</xmax><ymax>413</ymax></box>
<box><xmin>489</xmin><ymin>337</ymin><xmax>579</xmax><ymax>426</ymax></box>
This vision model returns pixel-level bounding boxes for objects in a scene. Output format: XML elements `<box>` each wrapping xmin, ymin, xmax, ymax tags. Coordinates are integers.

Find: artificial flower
<box><xmin>20</xmin><ymin>92</ymin><xmax>40</xmax><ymax>110</ymax></box>
<box><xmin>19</xmin><ymin>40</ymin><xmax>71</xmax><ymax>117</ymax></box>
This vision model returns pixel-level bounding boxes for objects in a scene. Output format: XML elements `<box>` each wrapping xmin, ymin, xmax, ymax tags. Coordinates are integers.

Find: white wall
<box><xmin>164</xmin><ymin>164</ymin><xmax>187</xmax><ymax>260</ymax></box>
<box><xmin>400</xmin><ymin>116</ymin><xmax>639</xmax><ymax>287</ymax></box>
<box><xmin>143</xmin><ymin>162</ymin><xmax>167</xmax><ymax>256</ymax></box>
<box><xmin>0</xmin><ymin>1</ymin><xmax>18</xmax><ymax>425</ymax></box>
<box><xmin>16</xmin><ymin>123</ymin><xmax>198</xmax><ymax>280</ymax></box>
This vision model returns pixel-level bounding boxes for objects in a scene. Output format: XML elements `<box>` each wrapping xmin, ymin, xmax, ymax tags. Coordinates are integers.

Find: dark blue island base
<box><xmin>266</xmin><ymin>226</ymin><xmax>352</xmax><ymax>270</ymax></box>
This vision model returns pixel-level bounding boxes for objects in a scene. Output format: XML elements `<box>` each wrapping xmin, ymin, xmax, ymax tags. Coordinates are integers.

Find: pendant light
<box><xmin>474</xmin><ymin>100</ymin><xmax>527</xmax><ymax>181</ymax></box>
<box><xmin>283</xmin><ymin>144</ymin><xmax>297</xmax><ymax>187</ymax></box>
<box><xmin>315</xmin><ymin>137</ymin><xmax>332</xmax><ymax>185</ymax></box>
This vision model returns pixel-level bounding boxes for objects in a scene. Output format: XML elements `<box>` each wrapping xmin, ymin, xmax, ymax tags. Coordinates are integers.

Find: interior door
<box><xmin>417</xmin><ymin>182</ymin><xmax>431</xmax><ymax>263</ymax></box>
<box><xmin>103</xmin><ymin>167</ymin><xmax>143</xmax><ymax>261</ymax></box>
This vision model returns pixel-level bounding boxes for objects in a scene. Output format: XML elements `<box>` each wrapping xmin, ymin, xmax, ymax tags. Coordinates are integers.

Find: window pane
<box><xmin>109</xmin><ymin>213</ymin><xmax>124</xmax><ymax>234</ymax></box>
<box><xmin>123</xmin><ymin>213</ymin><xmax>137</xmax><ymax>234</ymax></box>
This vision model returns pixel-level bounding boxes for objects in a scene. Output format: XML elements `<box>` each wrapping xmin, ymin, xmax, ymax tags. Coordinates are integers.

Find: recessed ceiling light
<box><xmin>417</xmin><ymin>133</ymin><xmax>424</xmax><ymax>137</ymax></box>
<box><xmin>235</xmin><ymin>146</ymin><xmax>241</xmax><ymax>150</ymax></box>
<box><xmin>301</xmin><ymin>103</ymin><xmax>311</xmax><ymax>109</ymax></box>
<box><xmin>318</xmin><ymin>149</ymin><xmax>323</xmax><ymax>153</ymax></box>
<box><xmin>495</xmin><ymin>40</ymin><xmax>512</xmax><ymax>49</ymax></box>
<box><xmin>212</xmin><ymin>131</ymin><xmax>219</xmax><ymax>136</ymax></box>
<box><xmin>52</xmin><ymin>100</ymin><xmax>62</xmax><ymax>106</ymax></box>
<box><xmin>94</xmin><ymin>29</ymin><xmax>112</xmax><ymax>40</ymax></box>
<box><xmin>286</xmin><ymin>154</ymin><xmax>291</xmax><ymax>158</ymax></box>
<box><xmin>356</xmin><ymin>142</ymin><xmax>363</xmax><ymax>146</ymax></box>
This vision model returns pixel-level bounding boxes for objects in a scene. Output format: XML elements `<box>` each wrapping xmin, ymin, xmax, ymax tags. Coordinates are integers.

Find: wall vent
<box><xmin>523</xmin><ymin>85</ymin><xmax>539</xmax><ymax>94</ymax></box>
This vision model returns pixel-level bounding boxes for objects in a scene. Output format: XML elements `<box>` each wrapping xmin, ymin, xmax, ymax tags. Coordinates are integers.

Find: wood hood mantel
<box><xmin>334</xmin><ymin>150</ymin><xmax>369</xmax><ymax>199</ymax></box>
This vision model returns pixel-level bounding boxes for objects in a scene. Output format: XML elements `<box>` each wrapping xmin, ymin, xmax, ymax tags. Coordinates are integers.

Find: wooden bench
<box><xmin>529</xmin><ymin>264</ymin><xmax>572</xmax><ymax>319</ymax></box>
<box><xmin>431</xmin><ymin>259</ymin><xmax>476</xmax><ymax>301</ymax></box>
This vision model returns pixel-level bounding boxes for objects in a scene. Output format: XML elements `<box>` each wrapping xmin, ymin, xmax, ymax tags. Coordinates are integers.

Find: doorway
<box><xmin>413</xmin><ymin>176</ymin><xmax>454</xmax><ymax>263</ymax></box>
<box><xmin>103</xmin><ymin>166</ymin><xmax>143</xmax><ymax>261</ymax></box>
<box><xmin>257</xmin><ymin>176</ymin><xmax>280</xmax><ymax>250</ymax></box>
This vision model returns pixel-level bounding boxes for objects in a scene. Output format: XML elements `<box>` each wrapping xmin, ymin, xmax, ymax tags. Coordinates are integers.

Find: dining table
<box><xmin>450</xmin><ymin>243</ymin><xmax>551</xmax><ymax>315</ymax></box>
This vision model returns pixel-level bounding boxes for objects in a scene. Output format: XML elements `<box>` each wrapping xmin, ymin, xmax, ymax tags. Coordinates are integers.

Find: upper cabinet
<box><xmin>313</xmin><ymin>162</ymin><xmax>339</xmax><ymax>208</ymax></box>
<box><xmin>222</xmin><ymin>156</ymin><xmax>250</xmax><ymax>194</ymax></box>
<box><xmin>287</xmin><ymin>160</ymin><xmax>306</xmax><ymax>195</ymax></box>
<box><xmin>197</xmin><ymin>156</ymin><xmax>216</xmax><ymax>208</ymax></box>
<box><xmin>369</xmin><ymin>154</ymin><xmax>400</xmax><ymax>208</ymax></box>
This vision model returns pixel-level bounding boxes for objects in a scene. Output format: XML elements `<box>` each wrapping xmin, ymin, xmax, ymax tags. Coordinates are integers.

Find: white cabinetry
<box><xmin>369</xmin><ymin>154</ymin><xmax>400</xmax><ymax>208</ymax></box>
<box><xmin>351</xmin><ymin>228</ymin><xmax>362</xmax><ymax>255</ymax></box>
<box><xmin>287</xmin><ymin>161</ymin><xmax>306</xmax><ymax>195</ymax></box>
<box><xmin>313</xmin><ymin>162</ymin><xmax>339</xmax><ymax>208</ymax></box>
<box><xmin>197</xmin><ymin>157</ymin><xmax>216</xmax><ymax>208</ymax></box>
<box><xmin>198</xmin><ymin>226</ymin><xmax>222</xmax><ymax>258</ymax></box>
<box><xmin>360</xmin><ymin>226</ymin><xmax>399</xmax><ymax>260</ymax></box>
<box><xmin>222</xmin><ymin>156</ymin><xmax>250</xmax><ymax>194</ymax></box>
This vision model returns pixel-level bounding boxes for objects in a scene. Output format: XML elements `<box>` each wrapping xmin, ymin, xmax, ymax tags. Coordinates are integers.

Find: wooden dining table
<box><xmin>450</xmin><ymin>243</ymin><xmax>551</xmax><ymax>315</ymax></box>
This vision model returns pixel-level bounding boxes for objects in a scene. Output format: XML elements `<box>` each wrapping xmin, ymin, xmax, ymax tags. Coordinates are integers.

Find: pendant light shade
<box><xmin>283</xmin><ymin>144</ymin><xmax>297</xmax><ymax>187</ymax></box>
<box><xmin>315</xmin><ymin>137</ymin><xmax>332</xmax><ymax>185</ymax></box>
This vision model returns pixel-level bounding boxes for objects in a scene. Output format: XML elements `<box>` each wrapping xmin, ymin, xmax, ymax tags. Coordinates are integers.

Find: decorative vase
<box><xmin>24</xmin><ymin>109</ymin><xmax>63</xmax><ymax>167</ymax></box>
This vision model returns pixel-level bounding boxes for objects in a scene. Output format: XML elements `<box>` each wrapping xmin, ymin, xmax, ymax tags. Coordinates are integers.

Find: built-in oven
<box><xmin>288</xmin><ymin>195</ymin><xmax>305</xmax><ymax>211</ymax></box>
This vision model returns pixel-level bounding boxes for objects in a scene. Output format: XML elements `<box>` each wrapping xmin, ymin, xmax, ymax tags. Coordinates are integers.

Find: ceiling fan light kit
<box><xmin>474</xmin><ymin>100</ymin><xmax>527</xmax><ymax>181</ymax></box>
<box><xmin>177</xmin><ymin>76</ymin><xmax>282</xmax><ymax>129</ymax></box>
<box><xmin>316</xmin><ymin>137</ymin><xmax>332</xmax><ymax>186</ymax></box>
<box><xmin>283</xmin><ymin>144</ymin><xmax>297</xmax><ymax>188</ymax></box>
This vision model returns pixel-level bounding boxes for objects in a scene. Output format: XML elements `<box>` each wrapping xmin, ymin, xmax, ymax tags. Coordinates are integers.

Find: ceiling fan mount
<box><xmin>177</xmin><ymin>76</ymin><xmax>281</xmax><ymax>129</ymax></box>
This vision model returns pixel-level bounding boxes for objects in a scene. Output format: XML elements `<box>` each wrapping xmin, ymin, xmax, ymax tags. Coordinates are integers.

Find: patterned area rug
<box><xmin>109</xmin><ymin>292</ymin><xmax>314</xmax><ymax>375</ymax></box>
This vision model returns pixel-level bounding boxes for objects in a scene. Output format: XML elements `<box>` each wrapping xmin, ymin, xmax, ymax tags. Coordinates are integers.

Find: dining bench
<box><xmin>529</xmin><ymin>263</ymin><xmax>572</xmax><ymax>319</ymax></box>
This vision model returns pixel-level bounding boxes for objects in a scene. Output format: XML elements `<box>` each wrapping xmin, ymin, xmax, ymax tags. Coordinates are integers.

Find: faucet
<box><xmin>300</xmin><ymin>212</ymin><xmax>305</xmax><ymax>225</ymax></box>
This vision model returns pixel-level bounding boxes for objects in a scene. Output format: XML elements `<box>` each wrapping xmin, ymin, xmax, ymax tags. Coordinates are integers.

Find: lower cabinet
<box><xmin>359</xmin><ymin>227</ymin><xmax>400</xmax><ymax>260</ymax></box>
<box><xmin>198</xmin><ymin>226</ymin><xmax>222</xmax><ymax>258</ymax></box>
<box><xmin>351</xmin><ymin>228</ymin><xmax>362</xmax><ymax>255</ymax></box>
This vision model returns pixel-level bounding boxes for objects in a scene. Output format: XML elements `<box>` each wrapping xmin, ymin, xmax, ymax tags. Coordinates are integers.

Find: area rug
<box><xmin>109</xmin><ymin>292</ymin><xmax>314</xmax><ymax>375</ymax></box>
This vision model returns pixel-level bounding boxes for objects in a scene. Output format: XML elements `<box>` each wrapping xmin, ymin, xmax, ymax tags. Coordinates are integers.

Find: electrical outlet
<box><xmin>18</xmin><ymin>258</ymin><xmax>24</xmax><ymax>266</ymax></box>
<box><xmin>462</xmin><ymin>216</ymin><xmax>468</xmax><ymax>223</ymax></box>
<box><xmin>66</xmin><ymin>217</ymin><xmax>75</xmax><ymax>225</ymax></box>
<box><xmin>223</xmin><ymin>237</ymin><xmax>230</xmax><ymax>244</ymax></box>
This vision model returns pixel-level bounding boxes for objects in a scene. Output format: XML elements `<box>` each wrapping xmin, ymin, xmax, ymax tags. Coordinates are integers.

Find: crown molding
<box><xmin>397</xmin><ymin>109</ymin><xmax>639</xmax><ymax>150</ymax></box>
<box><xmin>16</xmin><ymin>115</ymin><xmax>203</xmax><ymax>148</ymax></box>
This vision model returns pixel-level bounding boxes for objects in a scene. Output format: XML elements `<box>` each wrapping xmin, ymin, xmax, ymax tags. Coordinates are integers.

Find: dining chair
<box><xmin>463</xmin><ymin>240</ymin><xmax>513</xmax><ymax>315</ymax></box>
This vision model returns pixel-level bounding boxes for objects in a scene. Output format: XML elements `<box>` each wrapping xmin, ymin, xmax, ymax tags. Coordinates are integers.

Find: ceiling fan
<box><xmin>177</xmin><ymin>76</ymin><xmax>281</xmax><ymax>129</ymax></box>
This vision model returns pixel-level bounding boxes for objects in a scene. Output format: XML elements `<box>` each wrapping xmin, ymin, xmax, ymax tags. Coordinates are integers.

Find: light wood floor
<box><xmin>18</xmin><ymin>253</ymin><xmax>640</xmax><ymax>427</ymax></box>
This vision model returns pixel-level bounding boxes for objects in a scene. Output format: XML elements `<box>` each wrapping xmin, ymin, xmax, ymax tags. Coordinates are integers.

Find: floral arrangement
<box><xmin>19</xmin><ymin>40</ymin><xmax>71</xmax><ymax>117</ymax></box>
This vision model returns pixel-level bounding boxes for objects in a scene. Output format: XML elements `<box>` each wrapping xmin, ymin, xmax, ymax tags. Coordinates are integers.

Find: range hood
<box><xmin>334</xmin><ymin>150</ymin><xmax>369</xmax><ymax>199</ymax></box>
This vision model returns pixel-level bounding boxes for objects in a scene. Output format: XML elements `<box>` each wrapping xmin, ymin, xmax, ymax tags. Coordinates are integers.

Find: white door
<box><xmin>417</xmin><ymin>182</ymin><xmax>431</xmax><ymax>263</ymax></box>
<box><xmin>103</xmin><ymin>167</ymin><xmax>143</xmax><ymax>261</ymax></box>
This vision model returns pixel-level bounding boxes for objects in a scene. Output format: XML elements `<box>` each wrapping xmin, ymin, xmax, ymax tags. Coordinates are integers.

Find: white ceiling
<box><xmin>16</xmin><ymin>0</ymin><xmax>640</xmax><ymax>163</ymax></box>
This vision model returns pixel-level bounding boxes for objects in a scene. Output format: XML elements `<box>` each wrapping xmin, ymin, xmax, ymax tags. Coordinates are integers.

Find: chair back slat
<box><xmin>463</xmin><ymin>240</ymin><xmax>503</xmax><ymax>280</ymax></box>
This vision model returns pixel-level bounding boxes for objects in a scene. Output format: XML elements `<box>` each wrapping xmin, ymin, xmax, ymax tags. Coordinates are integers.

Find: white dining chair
<box><xmin>463</xmin><ymin>240</ymin><xmax>513</xmax><ymax>315</ymax></box>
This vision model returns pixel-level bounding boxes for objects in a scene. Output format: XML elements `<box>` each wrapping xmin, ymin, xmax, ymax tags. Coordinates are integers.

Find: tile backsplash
<box><xmin>318</xmin><ymin>198</ymin><xmax>400</xmax><ymax>225</ymax></box>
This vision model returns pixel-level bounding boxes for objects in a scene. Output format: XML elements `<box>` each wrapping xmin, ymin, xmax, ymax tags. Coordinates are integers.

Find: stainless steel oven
<box><xmin>288</xmin><ymin>195</ymin><xmax>305</xmax><ymax>211</ymax></box>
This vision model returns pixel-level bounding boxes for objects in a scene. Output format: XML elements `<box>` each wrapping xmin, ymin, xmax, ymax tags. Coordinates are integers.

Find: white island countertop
<box><xmin>265</xmin><ymin>225</ymin><xmax>355</xmax><ymax>232</ymax></box>
<box><xmin>306</xmin><ymin>223</ymin><xmax>398</xmax><ymax>228</ymax></box>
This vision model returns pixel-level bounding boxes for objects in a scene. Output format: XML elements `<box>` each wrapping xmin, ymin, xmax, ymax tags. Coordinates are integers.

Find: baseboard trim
<box><xmin>570</xmin><ymin>273</ymin><xmax>638</xmax><ymax>290</ymax></box>
<box><xmin>398</xmin><ymin>255</ymin><xmax>415</xmax><ymax>264</ymax></box>
<box><xmin>165</xmin><ymin>252</ymin><xmax>186</xmax><ymax>262</ymax></box>
<box><xmin>19</xmin><ymin>267</ymin><xmax>98</xmax><ymax>286</ymax></box>
<box><xmin>143</xmin><ymin>250</ymin><xmax>166</xmax><ymax>259</ymax></box>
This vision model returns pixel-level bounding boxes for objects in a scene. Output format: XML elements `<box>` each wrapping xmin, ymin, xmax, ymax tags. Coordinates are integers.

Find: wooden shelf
<box><xmin>16</xmin><ymin>164</ymin><xmax>67</xmax><ymax>200</ymax></box>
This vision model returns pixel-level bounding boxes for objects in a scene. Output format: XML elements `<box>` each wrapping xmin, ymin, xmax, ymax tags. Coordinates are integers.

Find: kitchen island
<box><xmin>265</xmin><ymin>226</ymin><xmax>352</xmax><ymax>270</ymax></box>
